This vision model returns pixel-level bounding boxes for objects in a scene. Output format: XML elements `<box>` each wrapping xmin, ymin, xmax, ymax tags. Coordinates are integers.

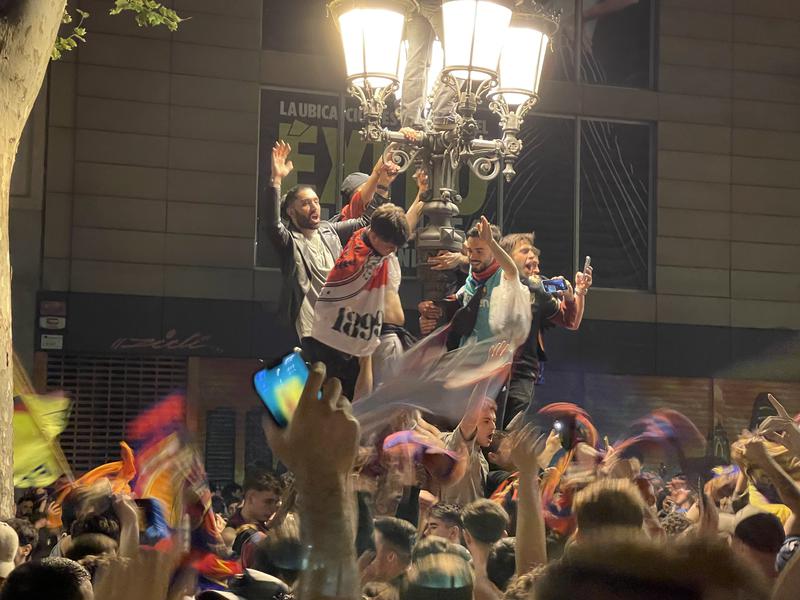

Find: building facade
<box><xmin>9</xmin><ymin>0</ymin><xmax>800</xmax><ymax>481</ymax></box>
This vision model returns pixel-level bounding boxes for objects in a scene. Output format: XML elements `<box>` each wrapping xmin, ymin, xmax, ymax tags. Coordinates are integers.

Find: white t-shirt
<box><xmin>295</xmin><ymin>231</ymin><xmax>335</xmax><ymax>339</ymax></box>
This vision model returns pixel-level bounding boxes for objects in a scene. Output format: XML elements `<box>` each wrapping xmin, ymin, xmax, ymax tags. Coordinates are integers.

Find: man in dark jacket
<box><xmin>259</xmin><ymin>140</ymin><xmax>390</xmax><ymax>343</ymax></box>
<box><xmin>259</xmin><ymin>141</ymin><xmax>397</xmax><ymax>397</ymax></box>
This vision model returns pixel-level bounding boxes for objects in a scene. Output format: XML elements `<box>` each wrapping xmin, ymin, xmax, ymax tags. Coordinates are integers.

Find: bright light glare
<box><xmin>339</xmin><ymin>8</ymin><xmax>405</xmax><ymax>88</ymax></box>
<box><xmin>499</xmin><ymin>26</ymin><xmax>549</xmax><ymax>105</ymax></box>
<box><xmin>426</xmin><ymin>39</ymin><xmax>445</xmax><ymax>100</ymax></box>
<box><xmin>442</xmin><ymin>0</ymin><xmax>512</xmax><ymax>80</ymax></box>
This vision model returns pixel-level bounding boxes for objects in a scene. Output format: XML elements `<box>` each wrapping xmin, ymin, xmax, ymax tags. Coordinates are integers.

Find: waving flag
<box><xmin>311</xmin><ymin>228</ymin><xmax>400</xmax><ymax>357</ymax></box>
<box><xmin>13</xmin><ymin>394</ymin><xmax>72</xmax><ymax>487</ymax></box>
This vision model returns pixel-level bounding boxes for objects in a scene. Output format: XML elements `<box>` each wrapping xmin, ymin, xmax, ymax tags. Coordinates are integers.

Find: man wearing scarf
<box><xmin>438</xmin><ymin>217</ymin><xmax>529</xmax><ymax>350</ymax></box>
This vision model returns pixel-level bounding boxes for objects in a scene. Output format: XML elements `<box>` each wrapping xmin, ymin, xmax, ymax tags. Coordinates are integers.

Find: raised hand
<box><xmin>758</xmin><ymin>394</ymin><xmax>800</xmax><ymax>457</ymax></box>
<box><xmin>509</xmin><ymin>425</ymin><xmax>548</xmax><ymax>476</ymax></box>
<box><xmin>575</xmin><ymin>265</ymin><xmax>593</xmax><ymax>296</ymax></box>
<box><xmin>413</xmin><ymin>167</ymin><xmax>429</xmax><ymax>195</ymax></box>
<box><xmin>263</xmin><ymin>362</ymin><xmax>360</xmax><ymax>487</ymax></box>
<box><xmin>271</xmin><ymin>140</ymin><xmax>294</xmax><ymax>185</ymax></box>
<box><xmin>376</xmin><ymin>158</ymin><xmax>400</xmax><ymax>188</ymax></box>
<box><xmin>477</xmin><ymin>215</ymin><xmax>493</xmax><ymax>243</ymax></box>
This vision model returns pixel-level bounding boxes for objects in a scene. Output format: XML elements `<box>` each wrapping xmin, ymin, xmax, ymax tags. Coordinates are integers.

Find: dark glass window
<box><xmin>501</xmin><ymin>115</ymin><xmax>577</xmax><ymax>282</ymax></box>
<box><xmin>580</xmin><ymin>0</ymin><xmax>653</xmax><ymax>88</ymax></box>
<box><xmin>538</xmin><ymin>0</ymin><xmax>654</xmax><ymax>88</ymax></box>
<box><xmin>205</xmin><ymin>408</ymin><xmax>236</xmax><ymax>487</ymax></box>
<box><xmin>579</xmin><ymin>119</ymin><xmax>652</xmax><ymax>289</ymax></box>
<box><xmin>262</xmin><ymin>0</ymin><xmax>337</xmax><ymax>55</ymax></box>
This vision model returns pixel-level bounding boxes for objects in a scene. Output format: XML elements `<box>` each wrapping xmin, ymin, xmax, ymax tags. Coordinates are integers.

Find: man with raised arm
<box><xmin>259</xmin><ymin>141</ymin><xmax>389</xmax><ymax>344</ymax></box>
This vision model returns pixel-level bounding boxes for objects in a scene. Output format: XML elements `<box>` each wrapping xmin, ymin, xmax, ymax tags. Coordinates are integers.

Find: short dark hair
<box><xmin>29</xmin><ymin>511</ymin><xmax>47</xmax><ymax>524</ymax></box>
<box><xmin>375</xmin><ymin>517</ymin><xmax>417</xmax><ymax>560</ymax></box>
<box><xmin>734</xmin><ymin>512</ymin><xmax>785</xmax><ymax>555</ymax></box>
<box><xmin>71</xmin><ymin>513</ymin><xmax>120</xmax><ymax>542</ymax></box>
<box><xmin>5</xmin><ymin>518</ymin><xmax>38</xmax><ymax>549</ymax></box>
<box><xmin>0</xmin><ymin>558</ymin><xmax>91</xmax><ymax>600</ymax></box>
<box><xmin>243</xmin><ymin>470</ymin><xmax>282</xmax><ymax>495</ymax></box>
<box><xmin>370</xmin><ymin>204</ymin><xmax>410</xmax><ymax>248</ymax></box>
<box><xmin>429</xmin><ymin>504</ymin><xmax>463</xmax><ymax>529</ymax></box>
<box><xmin>281</xmin><ymin>184</ymin><xmax>316</xmax><ymax>219</ymax></box>
<box><xmin>222</xmin><ymin>482</ymin><xmax>243</xmax><ymax>503</ymax></box>
<box><xmin>487</xmin><ymin>537</ymin><xmax>516</xmax><ymax>591</ymax></box>
<box><xmin>60</xmin><ymin>488</ymin><xmax>87</xmax><ymax>532</ymax></box>
<box><xmin>461</xmin><ymin>500</ymin><xmax>509</xmax><ymax>545</ymax></box>
<box><xmin>64</xmin><ymin>533</ymin><xmax>118</xmax><ymax>562</ymax></box>
<box><xmin>466</xmin><ymin>223</ymin><xmax>501</xmax><ymax>243</ymax></box>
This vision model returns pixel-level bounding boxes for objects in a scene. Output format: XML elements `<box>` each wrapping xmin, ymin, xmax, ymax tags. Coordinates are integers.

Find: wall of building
<box><xmin>10</xmin><ymin>0</ymin><xmax>800</xmax><ymax>377</ymax></box>
<box><xmin>12</xmin><ymin>0</ymin><xmax>800</xmax><ymax>477</ymax></box>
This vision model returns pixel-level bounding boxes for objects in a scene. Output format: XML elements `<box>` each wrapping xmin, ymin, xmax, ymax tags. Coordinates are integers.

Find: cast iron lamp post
<box><xmin>328</xmin><ymin>0</ymin><xmax>558</xmax><ymax>299</ymax></box>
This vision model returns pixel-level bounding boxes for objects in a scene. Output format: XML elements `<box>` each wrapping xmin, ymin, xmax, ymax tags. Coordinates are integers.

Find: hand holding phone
<box><xmin>542</xmin><ymin>278</ymin><xmax>568</xmax><ymax>295</ymax></box>
<box><xmin>576</xmin><ymin>256</ymin><xmax>593</xmax><ymax>296</ymax></box>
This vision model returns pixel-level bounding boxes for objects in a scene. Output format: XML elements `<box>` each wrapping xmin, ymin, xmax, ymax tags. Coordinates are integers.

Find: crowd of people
<box><xmin>3</xmin><ymin>138</ymin><xmax>799</xmax><ymax>600</ymax></box>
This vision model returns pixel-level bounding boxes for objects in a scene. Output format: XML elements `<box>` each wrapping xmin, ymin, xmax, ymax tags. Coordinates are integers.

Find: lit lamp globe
<box><xmin>496</xmin><ymin>12</ymin><xmax>558</xmax><ymax>107</ymax></box>
<box><xmin>329</xmin><ymin>0</ymin><xmax>413</xmax><ymax>90</ymax></box>
<box><xmin>441</xmin><ymin>0</ymin><xmax>514</xmax><ymax>82</ymax></box>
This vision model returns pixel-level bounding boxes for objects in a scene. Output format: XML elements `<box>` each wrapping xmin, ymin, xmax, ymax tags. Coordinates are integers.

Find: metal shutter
<box><xmin>205</xmin><ymin>408</ymin><xmax>236</xmax><ymax>486</ymax></box>
<box><xmin>45</xmin><ymin>354</ymin><xmax>188</xmax><ymax>475</ymax></box>
<box><xmin>245</xmin><ymin>408</ymin><xmax>275</xmax><ymax>471</ymax></box>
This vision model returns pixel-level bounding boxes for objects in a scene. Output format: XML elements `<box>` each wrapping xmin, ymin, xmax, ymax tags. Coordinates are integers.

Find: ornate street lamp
<box><xmin>328</xmin><ymin>0</ymin><xmax>559</xmax><ymax>300</ymax></box>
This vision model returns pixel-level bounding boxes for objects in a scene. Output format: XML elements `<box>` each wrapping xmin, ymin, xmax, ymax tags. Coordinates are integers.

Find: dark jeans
<box><xmin>502</xmin><ymin>375</ymin><xmax>535</xmax><ymax>429</ymax></box>
<box><xmin>300</xmin><ymin>337</ymin><xmax>359</xmax><ymax>401</ymax></box>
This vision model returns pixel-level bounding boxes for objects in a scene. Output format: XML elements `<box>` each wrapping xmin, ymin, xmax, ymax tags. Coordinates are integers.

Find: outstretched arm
<box><xmin>512</xmin><ymin>427</ymin><xmax>549</xmax><ymax>574</ymax></box>
<box><xmin>405</xmin><ymin>168</ymin><xmax>429</xmax><ymax>233</ymax></box>
<box><xmin>343</xmin><ymin>157</ymin><xmax>400</xmax><ymax>220</ymax></box>
<box><xmin>260</xmin><ymin>141</ymin><xmax>295</xmax><ymax>250</ymax></box>
<box><xmin>263</xmin><ymin>364</ymin><xmax>361</xmax><ymax>600</ymax></box>
<box><xmin>479</xmin><ymin>216</ymin><xmax>518</xmax><ymax>281</ymax></box>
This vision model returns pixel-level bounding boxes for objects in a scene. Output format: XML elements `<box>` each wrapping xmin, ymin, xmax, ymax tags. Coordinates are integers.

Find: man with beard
<box><xmin>423</xmin><ymin>233</ymin><xmax>592</xmax><ymax>427</ymax></box>
<box><xmin>261</xmin><ymin>140</ymin><xmax>390</xmax><ymax>347</ymax></box>
<box><xmin>418</xmin><ymin>217</ymin><xmax>525</xmax><ymax>352</ymax></box>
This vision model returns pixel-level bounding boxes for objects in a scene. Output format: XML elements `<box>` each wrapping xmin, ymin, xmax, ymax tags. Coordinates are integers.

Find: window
<box><xmin>500</xmin><ymin>116</ymin><xmax>577</xmax><ymax>282</ymax></box>
<box><xmin>540</xmin><ymin>0</ymin><xmax>655</xmax><ymax>89</ymax></box>
<box><xmin>245</xmin><ymin>408</ymin><xmax>276</xmax><ymax>470</ymax></box>
<box><xmin>262</xmin><ymin>0</ymin><xmax>337</xmax><ymax>55</ymax></box>
<box><xmin>580</xmin><ymin>119</ymin><xmax>652</xmax><ymax>290</ymax></box>
<box><xmin>205</xmin><ymin>408</ymin><xmax>236</xmax><ymax>486</ymax></box>
<box><xmin>500</xmin><ymin>115</ymin><xmax>653</xmax><ymax>290</ymax></box>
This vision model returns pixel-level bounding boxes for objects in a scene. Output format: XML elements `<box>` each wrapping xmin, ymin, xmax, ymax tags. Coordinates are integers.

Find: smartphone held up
<box><xmin>542</xmin><ymin>278</ymin><xmax>568</xmax><ymax>295</ymax></box>
<box><xmin>253</xmin><ymin>351</ymin><xmax>309</xmax><ymax>428</ymax></box>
